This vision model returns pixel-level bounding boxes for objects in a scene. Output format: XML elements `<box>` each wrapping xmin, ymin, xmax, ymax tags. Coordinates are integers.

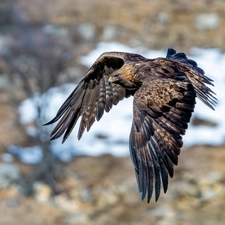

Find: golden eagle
<box><xmin>46</xmin><ymin>48</ymin><xmax>216</xmax><ymax>202</ymax></box>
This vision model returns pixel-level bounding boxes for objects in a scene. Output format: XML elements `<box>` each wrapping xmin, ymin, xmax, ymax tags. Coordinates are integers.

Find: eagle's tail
<box><xmin>166</xmin><ymin>48</ymin><xmax>217</xmax><ymax>110</ymax></box>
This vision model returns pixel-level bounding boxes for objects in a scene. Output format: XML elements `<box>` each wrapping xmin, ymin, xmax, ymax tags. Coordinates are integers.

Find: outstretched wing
<box><xmin>45</xmin><ymin>52</ymin><xmax>133</xmax><ymax>142</ymax></box>
<box><xmin>129</xmin><ymin>77</ymin><xmax>197</xmax><ymax>202</ymax></box>
<box><xmin>129</xmin><ymin>49</ymin><xmax>216</xmax><ymax>202</ymax></box>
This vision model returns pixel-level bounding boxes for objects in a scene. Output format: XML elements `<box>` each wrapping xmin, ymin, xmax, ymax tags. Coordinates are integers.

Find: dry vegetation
<box><xmin>0</xmin><ymin>0</ymin><xmax>225</xmax><ymax>224</ymax></box>
<box><xmin>15</xmin><ymin>0</ymin><xmax>225</xmax><ymax>51</ymax></box>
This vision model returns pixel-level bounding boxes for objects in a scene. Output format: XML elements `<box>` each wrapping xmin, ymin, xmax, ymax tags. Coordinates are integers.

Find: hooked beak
<box><xmin>108</xmin><ymin>76</ymin><xmax>119</xmax><ymax>85</ymax></box>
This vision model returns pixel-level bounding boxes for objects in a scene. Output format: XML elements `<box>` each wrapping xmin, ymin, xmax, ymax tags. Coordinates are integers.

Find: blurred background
<box><xmin>0</xmin><ymin>0</ymin><xmax>225</xmax><ymax>224</ymax></box>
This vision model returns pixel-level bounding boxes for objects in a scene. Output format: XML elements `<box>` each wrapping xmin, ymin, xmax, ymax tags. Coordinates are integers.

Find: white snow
<box><xmin>8</xmin><ymin>145</ymin><xmax>43</xmax><ymax>164</ymax></box>
<box><xmin>12</xmin><ymin>42</ymin><xmax>224</xmax><ymax>163</ymax></box>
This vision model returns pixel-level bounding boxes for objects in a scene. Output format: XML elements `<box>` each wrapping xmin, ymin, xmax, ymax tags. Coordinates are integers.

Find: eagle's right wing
<box><xmin>129</xmin><ymin>77</ymin><xmax>196</xmax><ymax>203</ymax></box>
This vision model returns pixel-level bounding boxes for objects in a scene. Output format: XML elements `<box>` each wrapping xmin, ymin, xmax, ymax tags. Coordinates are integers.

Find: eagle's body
<box><xmin>46</xmin><ymin>49</ymin><xmax>216</xmax><ymax>202</ymax></box>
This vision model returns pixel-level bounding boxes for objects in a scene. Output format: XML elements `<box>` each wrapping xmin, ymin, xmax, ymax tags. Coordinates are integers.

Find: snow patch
<box><xmin>13</xmin><ymin>43</ymin><xmax>224</xmax><ymax>163</ymax></box>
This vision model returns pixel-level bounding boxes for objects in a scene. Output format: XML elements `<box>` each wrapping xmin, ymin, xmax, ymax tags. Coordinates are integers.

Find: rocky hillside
<box><xmin>0</xmin><ymin>0</ymin><xmax>225</xmax><ymax>224</ymax></box>
<box><xmin>1</xmin><ymin>0</ymin><xmax>224</xmax><ymax>150</ymax></box>
<box><xmin>1</xmin><ymin>145</ymin><xmax>225</xmax><ymax>225</ymax></box>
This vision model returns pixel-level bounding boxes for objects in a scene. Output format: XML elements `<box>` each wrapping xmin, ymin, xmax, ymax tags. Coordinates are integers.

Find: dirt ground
<box><xmin>1</xmin><ymin>145</ymin><xmax>225</xmax><ymax>225</ymax></box>
<box><xmin>0</xmin><ymin>0</ymin><xmax>225</xmax><ymax>224</ymax></box>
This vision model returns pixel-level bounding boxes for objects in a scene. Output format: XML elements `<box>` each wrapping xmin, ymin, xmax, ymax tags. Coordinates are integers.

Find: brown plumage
<box><xmin>45</xmin><ymin>48</ymin><xmax>216</xmax><ymax>202</ymax></box>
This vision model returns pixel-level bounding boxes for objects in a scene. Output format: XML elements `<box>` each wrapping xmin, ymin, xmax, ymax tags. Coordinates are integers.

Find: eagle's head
<box><xmin>108</xmin><ymin>64</ymin><xmax>141</xmax><ymax>90</ymax></box>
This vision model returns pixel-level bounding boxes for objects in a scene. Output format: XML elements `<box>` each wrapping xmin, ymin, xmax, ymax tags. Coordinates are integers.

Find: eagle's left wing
<box><xmin>45</xmin><ymin>52</ymin><xmax>135</xmax><ymax>142</ymax></box>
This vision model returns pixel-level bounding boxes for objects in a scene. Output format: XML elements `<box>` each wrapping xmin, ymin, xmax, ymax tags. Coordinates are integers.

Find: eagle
<box><xmin>45</xmin><ymin>48</ymin><xmax>216</xmax><ymax>202</ymax></box>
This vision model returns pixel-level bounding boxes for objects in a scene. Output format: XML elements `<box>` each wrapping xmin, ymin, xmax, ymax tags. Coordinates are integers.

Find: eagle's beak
<box><xmin>108</xmin><ymin>76</ymin><xmax>114</xmax><ymax>85</ymax></box>
<box><xmin>108</xmin><ymin>76</ymin><xmax>118</xmax><ymax>85</ymax></box>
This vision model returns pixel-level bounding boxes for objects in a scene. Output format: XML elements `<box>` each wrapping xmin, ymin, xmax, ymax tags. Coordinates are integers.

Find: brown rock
<box><xmin>191</xmin><ymin>116</ymin><xmax>217</xmax><ymax>127</ymax></box>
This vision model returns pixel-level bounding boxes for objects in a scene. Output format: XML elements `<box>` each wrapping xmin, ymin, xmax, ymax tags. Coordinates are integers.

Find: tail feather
<box><xmin>166</xmin><ymin>48</ymin><xmax>217</xmax><ymax>110</ymax></box>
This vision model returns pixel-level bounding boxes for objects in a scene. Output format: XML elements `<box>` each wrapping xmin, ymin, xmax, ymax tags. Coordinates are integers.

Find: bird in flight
<box><xmin>46</xmin><ymin>48</ymin><xmax>216</xmax><ymax>202</ymax></box>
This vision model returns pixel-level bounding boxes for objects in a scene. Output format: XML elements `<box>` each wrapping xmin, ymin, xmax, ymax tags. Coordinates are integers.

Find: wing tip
<box><xmin>43</xmin><ymin>117</ymin><xmax>57</xmax><ymax>126</ymax></box>
<box><xmin>139</xmin><ymin>191</ymin><xmax>161</xmax><ymax>203</ymax></box>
